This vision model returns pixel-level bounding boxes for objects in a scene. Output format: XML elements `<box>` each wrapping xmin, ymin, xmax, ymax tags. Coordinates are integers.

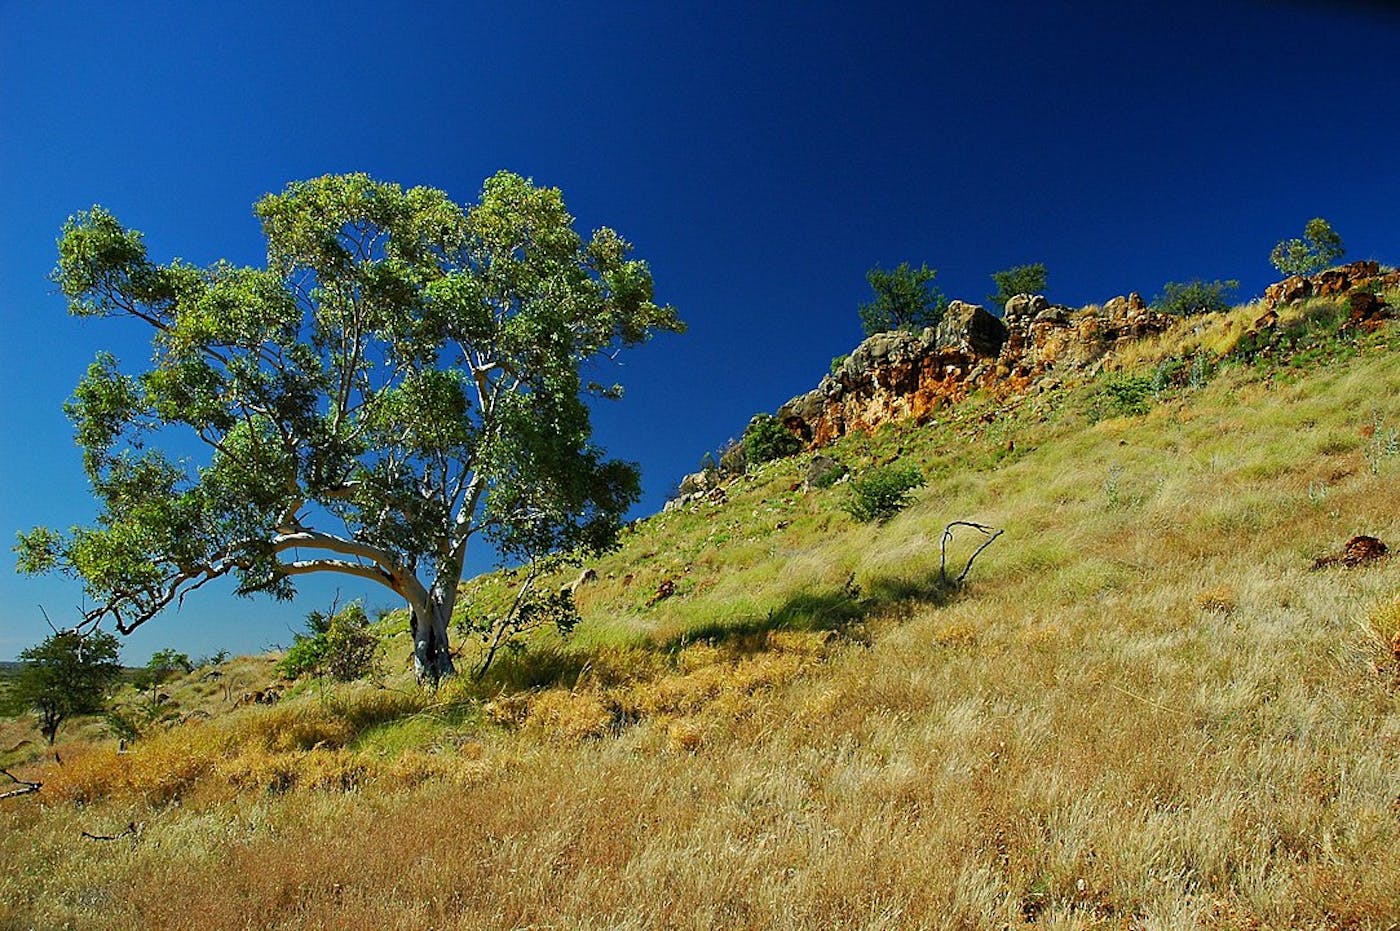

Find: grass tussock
<box><xmin>3</xmin><ymin>310</ymin><xmax>1400</xmax><ymax>928</ymax></box>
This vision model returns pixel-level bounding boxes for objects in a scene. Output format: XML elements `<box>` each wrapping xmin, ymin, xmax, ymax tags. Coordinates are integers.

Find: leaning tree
<box><xmin>17</xmin><ymin>172</ymin><xmax>681</xmax><ymax>682</ymax></box>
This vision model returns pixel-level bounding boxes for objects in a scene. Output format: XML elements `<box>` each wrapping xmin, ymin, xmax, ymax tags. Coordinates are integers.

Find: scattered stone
<box><xmin>1341</xmin><ymin>535</ymin><xmax>1388</xmax><ymax>568</ymax></box>
<box><xmin>646</xmin><ymin>578</ymin><xmax>676</xmax><ymax>607</ymax></box>
<box><xmin>1345</xmin><ymin>290</ymin><xmax>1392</xmax><ymax>332</ymax></box>
<box><xmin>1003</xmin><ymin>293</ymin><xmax>1049</xmax><ymax>320</ymax></box>
<box><xmin>564</xmin><ymin>567</ymin><xmax>597</xmax><ymax>595</ymax></box>
<box><xmin>1312</xmin><ymin>535</ymin><xmax>1389</xmax><ymax>570</ymax></box>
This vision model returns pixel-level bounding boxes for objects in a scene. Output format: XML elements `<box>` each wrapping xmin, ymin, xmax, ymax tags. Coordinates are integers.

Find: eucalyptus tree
<box><xmin>858</xmin><ymin>262</ymin><xmax>946</xmax><ymax>336</ymax></box>
<box><xmin>17</xmin><ymin>172</ymin><xmax>681</xmax><ymax>683</ymax></box>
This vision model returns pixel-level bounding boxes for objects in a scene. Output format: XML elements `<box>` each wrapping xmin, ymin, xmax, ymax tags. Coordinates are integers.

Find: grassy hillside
<box><xmin>3</xmin><ymin>292</ymin><xmax>1400</xmax><ymax>929</ymax></box>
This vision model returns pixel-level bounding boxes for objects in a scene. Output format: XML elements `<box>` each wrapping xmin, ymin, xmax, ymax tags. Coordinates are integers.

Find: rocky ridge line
<box><xmin>666</xmin><ymin>262</ymin><xmax>1395</xmax><ymax>511</ymax></box>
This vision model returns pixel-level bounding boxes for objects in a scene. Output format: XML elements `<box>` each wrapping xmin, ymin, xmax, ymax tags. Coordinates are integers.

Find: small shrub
<box><xmin>829</xmin><ymin>354</ymin><xmax>849</xmax><ymax>377</ymax></box>
<box><xmin>277</xmin><ymin>601</ymin><xmax>381</xmax><ymax>681</ymax></box>
<box><xmin>1151</xmin><ymin>279</ymin><xmax>1239</xmax><ymax>316</ymax></box>
<box><xmin>844</xmin><ymin>465</ymin><xmax>925</xmax><ymax>523</ymax></box>
<box><xmin>1086</xmin><ymin>373</ymin><xmax>1155</xmax><ymax>422</ymax></box>
<box><xmin>742</xmin><ymin>414</ymin><xmax>802</xmax><ymax>465</ymax></box>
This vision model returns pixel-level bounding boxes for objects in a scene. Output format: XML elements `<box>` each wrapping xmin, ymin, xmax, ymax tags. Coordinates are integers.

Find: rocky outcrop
<box><xmin>662</xmin><ymin>265</ymin><xmax>1398</xmax><ymax>509</ymax></box>
<box><xmin>776</xmin><ymin>293</ymin><xmax>1175</xmax><ymax>448</ymax></box>
<box><xmin>1262</xmin><ymin>261</ymin><xmax>1400</xmax><ymax>308</ymax></box>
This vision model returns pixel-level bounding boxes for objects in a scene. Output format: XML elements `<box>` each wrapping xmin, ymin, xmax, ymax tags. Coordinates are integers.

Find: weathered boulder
<box><xmin>936</xmin><ymin>300</ymin><xmax>1007</xmax><ymax>357</ymax></box>
<box><xmin>1345</xmin><ymin>290</ymin><xmax>1392</xmax><ymax>332</ymax></box>
<box><xmin>1264</xmin><ymin>261</ymin><xmax>1385</xmax><ymax>308</ymax></box>
<box><xmin>1315</xmin><ymin>261</ymin><xmax>1380</xmax><ymax>297</ymax></box>
<box><xmin>677</xmin><ymin>470</ymin><xmax>712</xmax><ymax>497</ymax></box>
<box><xmin>806</xmin><ymin>454</ymin><xmax>847</xmax><ymax>489</ymax></box>
<box><xmin>1003</xmin><ymin>293</ymin><xmax>1049</xmax><ymax>321</ymax></box>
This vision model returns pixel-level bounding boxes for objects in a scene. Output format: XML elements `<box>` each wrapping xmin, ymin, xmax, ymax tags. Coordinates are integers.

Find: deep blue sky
<box><xmin>2</xmin><ymin>1</ymin><xmax>1397</xmax><ymax>662</ymax></box>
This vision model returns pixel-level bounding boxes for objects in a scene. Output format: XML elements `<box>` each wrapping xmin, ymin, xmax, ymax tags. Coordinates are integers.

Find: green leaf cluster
<box><xmin>1270</xmin><ymin>218</ymin><xmax>1345</xmax><ymax>277</ymax></box>
<box><xmin>12</xmin><ymin>629</ymin><xmax>123</xmax><ymax>744</ymax></box>
<box><xmin>844</xmin><ymin>465</ymin><xmax>925</xmax><ymax>523</ymax></box>
<box><xmin>742</xmin><ymin>414</ymin><xmax>803</xmax><ymax>466</ymax></box>
<box><xmin>858</xmin><ymin>263</ymin><xmax>946</xmax><ymax>336</ymax></box>
<box><xmin>1151</xmin><ymin>279</ymin><xmax>1239</xmax><ymax>316</ymax></box>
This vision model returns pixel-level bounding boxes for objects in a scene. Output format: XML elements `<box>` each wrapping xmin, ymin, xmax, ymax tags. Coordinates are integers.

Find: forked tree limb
<box><xmin>940</xmin><ymin>521</ymin><xmax>1004</xmax><ymax>585</ymax></box>
<box><xmin>0</xmin><ymin>767</ymin><xmax>41</xmax><ymax>800</ymax></box>
<box><xmin>81</xmin><ymin>822</ymin><xmax>139</xmax><ymax>842</ymax></box>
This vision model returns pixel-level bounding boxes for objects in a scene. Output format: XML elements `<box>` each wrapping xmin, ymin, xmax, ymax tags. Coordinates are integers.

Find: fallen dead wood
<box><xmin>0</xmin><ymin>767</ymin><xmax>41</xmax><ymax>800</ymax></box>
<box><xmin>940</xmin><ymin>521</ymin><xmax>1004</xmax><ymax>586</ymax></box>
<box><xmin>81</xmin><ymin>822</ymin><xmax>140</xmax><ymax>842</ymax></box>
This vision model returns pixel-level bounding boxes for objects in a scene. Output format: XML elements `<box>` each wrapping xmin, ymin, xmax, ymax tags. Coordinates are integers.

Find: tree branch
<box><xmin>939</xmin><ymin>521</ymin><xmax>1004</xmax><ymax>586</ymax></box>
<box><xmin>278</xmin><ymin>558</ymin><xmax>395</xmax><ymax>589</ymax></box>
<box><xmin>0</xmin><ymin>768</ymin><xmax>41</xmax><ymax>800</ymax></box>
<box><xmin>271</xmin><ymin>529</ymin><xmax>401</xmax><ymax>574</ymax></box>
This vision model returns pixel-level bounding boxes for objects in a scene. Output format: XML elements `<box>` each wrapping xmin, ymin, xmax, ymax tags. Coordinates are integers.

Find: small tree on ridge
<box><xmin>1270</xmin><ymin>217</ymin><xmax>1344</xmax><ymax>276</ymax></box>
<box><xmin>858</xmin><ymin>262</ymin><xmax>946</xmax><ymax>336</ymax></box>
<box><xmin>12</xmin><ymin>629</ymin><xmax>123</xmax><ymax>746</ymax></box>
<box><xmin>987</xmin><ymin>262</ymin><xmax>1047</xmax><ymax>312</ymax></box>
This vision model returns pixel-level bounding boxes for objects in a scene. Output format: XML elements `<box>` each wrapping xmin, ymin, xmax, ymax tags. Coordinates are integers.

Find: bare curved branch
<box><xmin>940</xmin><ymin>521</ymin><xmax>1004</xmax><ymax>585</ymax></box>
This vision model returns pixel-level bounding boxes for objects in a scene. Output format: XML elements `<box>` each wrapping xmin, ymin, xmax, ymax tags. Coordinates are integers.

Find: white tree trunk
<box><xmin>411</xmin><ymin>579</ymin><xmax>457</xmax><ymax>684</ymax></box>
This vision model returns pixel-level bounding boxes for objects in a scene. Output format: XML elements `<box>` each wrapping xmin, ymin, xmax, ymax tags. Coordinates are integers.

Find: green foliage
<box><xmin>12</xmin><ymin>629</ymin><xmax>123</xmax><ymax>744</ymax></box>
<box><xmin>742</xmin><ymin>414</ymin><xmax>803</xmax><ymax>466</ymax></box>
<box><xmin>1270</xmin><ymin>217</ymin><xmax>1345</xmax><ymax>276</ymax></box>
<box><xmin>277</xmin><ymin>601</ymin><xmax>381</xmax><ymax>682</ymax></box>
<box><xmin>1086</xmin><ymin>373</ymin><xmax>1156</xmax><ymax>422</ymax></box>
<box><xmin>461</xmin><ymin>563</ymin><xmax>581</xmax><ymax>680</ymax></box>
<box><xmin>24</xmin><ymin>172</ymin><xmax>683</xmax><ymax>683</ymax></box>
<box><xmin>858</xmin><ymin>262</ymin><xmax>946</xmax><ymax>336</ymax></box>
<box><xmin>843</xmin><ymin>465</ymin><xmax>925</xmax><ymax>523</ymax></box>
<box><xmin>829</xmin><ymin>354</ymin><xmax>849</xmax><ymax>377</ymax></box>
<box><xmin>988</xmin><ymin>262</ymin><xmax>1048</xmax><ymax>311</ymax></box>
<box><xmin>1151</xmin><ymin>279</ymin><xmax>1239</xmax><ymax>316</ymax></box>
<box><xmin>132</xmin><ymin>647</ymin><xmax>194</xmax><ymax>697</ymax></box>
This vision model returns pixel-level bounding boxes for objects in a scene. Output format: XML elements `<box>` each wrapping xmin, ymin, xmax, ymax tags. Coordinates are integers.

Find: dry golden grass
<box><xmin>3</xmin><ymin>313</ymin><xmax>1400</xmax><ymax>929</ymax></box>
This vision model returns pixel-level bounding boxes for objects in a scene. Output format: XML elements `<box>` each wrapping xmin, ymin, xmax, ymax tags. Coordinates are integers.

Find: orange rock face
<box><xmin>753</xmin><ymin>265</ymin><xmax>1396</xmax><ymax>462</ymax></box>
<box><xmin>777</xmin><ymin>293</ymin><xmax>1174</xmax><ymax>449</ymax></box>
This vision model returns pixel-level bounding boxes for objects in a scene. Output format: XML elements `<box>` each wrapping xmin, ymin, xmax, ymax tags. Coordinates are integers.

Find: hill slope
<box><xmin>2</xmin><ymin>287</ymin><xmax>1400</xmax><ymax>929</ymax></box>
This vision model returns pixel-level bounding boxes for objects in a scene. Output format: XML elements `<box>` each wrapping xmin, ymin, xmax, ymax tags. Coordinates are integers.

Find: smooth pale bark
<box><xmin>411</xmin><ymin>596</ymin><xmax>457</xmax><ymax>683</ymax></box>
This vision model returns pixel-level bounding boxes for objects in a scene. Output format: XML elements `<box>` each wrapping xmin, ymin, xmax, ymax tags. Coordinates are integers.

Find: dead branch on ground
<box><xmin>0</xmin><ymin>767</ymin><xmax>41</xmax><ymax>800</ymax></box>
<box><xmin>940</xmin><ymin>521</ymin><xmax>1004</xmax><ymax>586</ymax></box>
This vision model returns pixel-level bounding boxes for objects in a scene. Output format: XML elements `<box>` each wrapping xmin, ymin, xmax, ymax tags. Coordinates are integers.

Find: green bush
<box><xmin>988</xmin><ymin>262</ymin><xmax>1048</xmax><ymax>311</ymax></box>
<box><xmin>1151</xmin><ymin>279</ymin><xmax>1239</xmax><ymax>316</ymax></box>
<box><xmin>277</xmin><ymin>601</ymin><xmax>381</xmax><ymax>681</ymax></box>
<box><xmin>859</xmin><ymin>262</ymin><xmax>947</xmax><ymax>335</ymax></box>
<box><xmin>1086</xmin><ymin>373</ymin><xmax>1156</xmax><ymax>422</ymax></box>
<box><xmin>844</xmin><ymin>465</ymin><xmax>925</xmax><ymax>523</ymax></box>
<box><xmin>1270</xmin><ymin>217</ymin><xmax>1344</xmax><ymax>276</ymax></box>
<box><xmin>742</xmin><ymin>414</ymin><xmax>802</xmax><ymax>466</ymax></box>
